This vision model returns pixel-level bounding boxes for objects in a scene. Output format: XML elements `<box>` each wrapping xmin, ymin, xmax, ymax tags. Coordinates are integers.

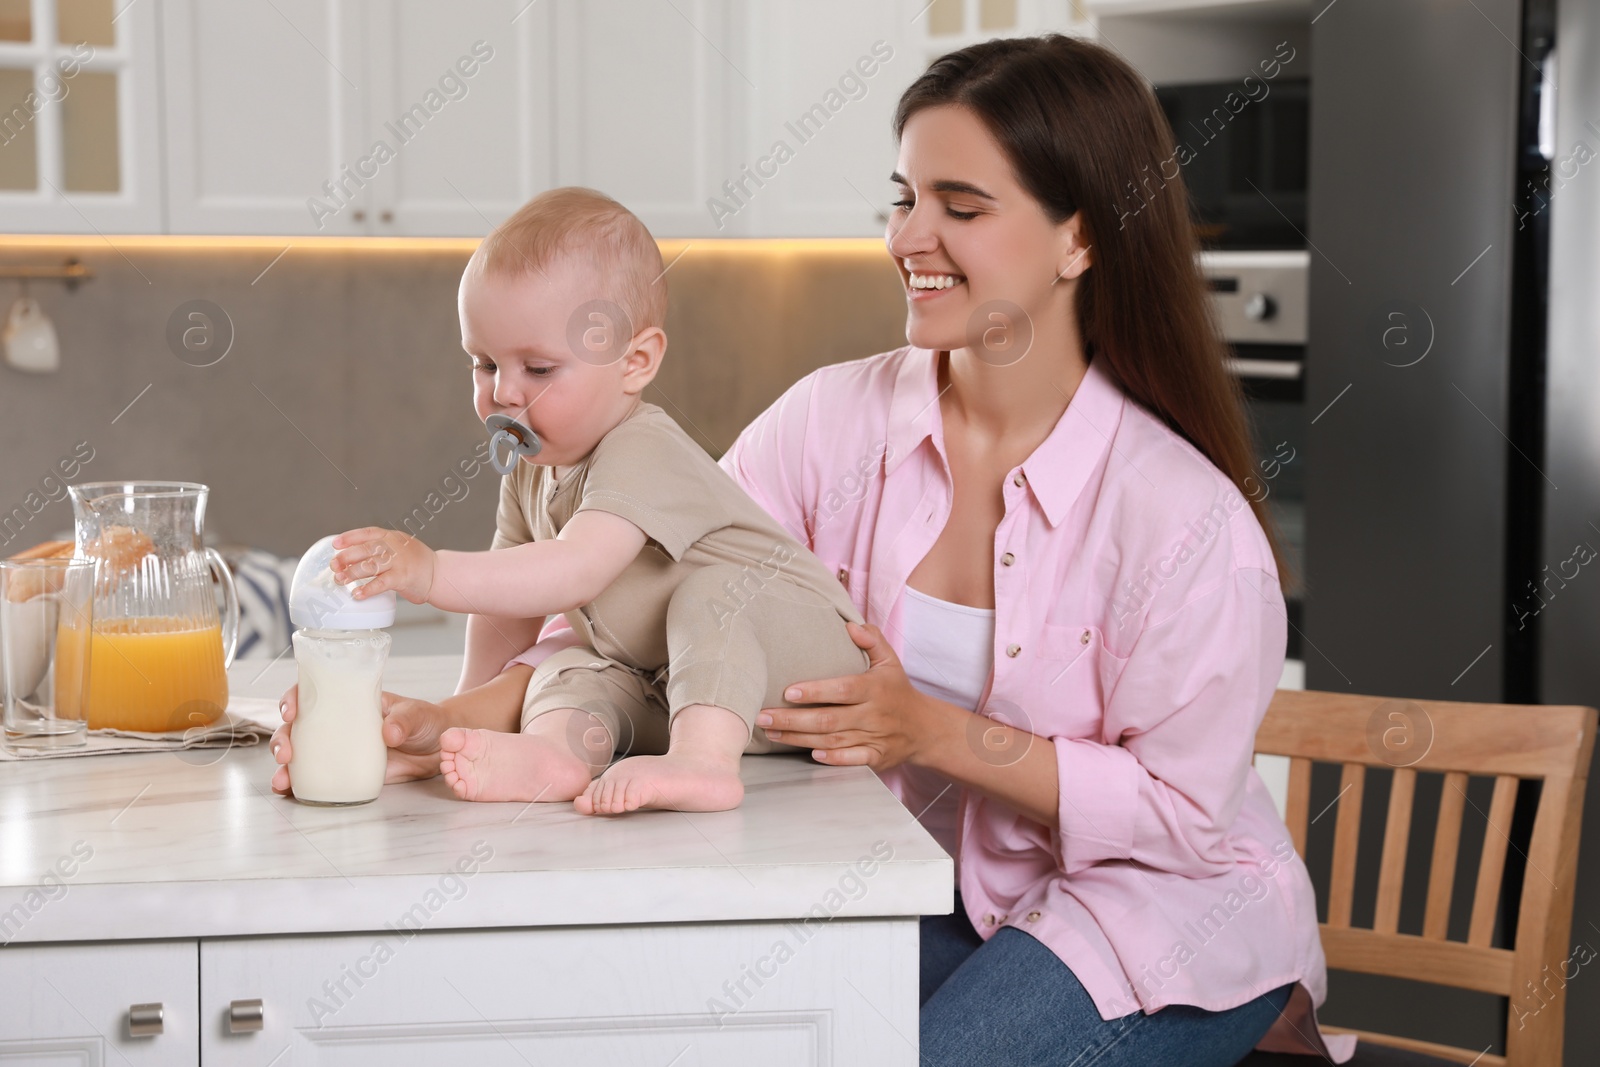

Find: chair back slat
<box><xmin>1254</xmin><ymin>690</ymin><xmax>1595</xmax><ymax>1067</ymax></box>
<box><xmin>1374</xmin><ymin>767</ymin><xmax>1416</xmax><ymax>934</ymax></box>
<box><xmin>1285</xmin><ymin>756</ymin><xmax>1312</xmax><ymax>858</ymax></box>
<box><xmin>1423</xmin><ymin>770</ymin><xmax>1469</xmax><ymax>940</ymax></box>
<box><xmin>1327</xmin><ymin>763</ymin><xmax>1365</xmax><ymax>927</ymax></box>
<box><xmin>1467</xmin><ymin>775</ymin><xmax>1520</xmax><ymax>947</ymax></box>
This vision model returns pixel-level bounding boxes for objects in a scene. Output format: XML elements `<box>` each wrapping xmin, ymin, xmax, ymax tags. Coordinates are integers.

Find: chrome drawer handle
<box><xmin>228</xmin><ymin>998</ymin><xmax>264</xmax><ymax>1033</ymax></box>
<box><xmin>1225</xmin><ymin>357</ymin><xmax>1303</xmax><ymax>380</ymax></box>
<box><xmin>128</xmin><ymin>1002</ymin><xmax>163</xmax><ymax>1037</ymax></box>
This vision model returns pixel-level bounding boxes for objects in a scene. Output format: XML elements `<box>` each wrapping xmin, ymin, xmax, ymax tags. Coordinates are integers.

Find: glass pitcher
<box><xmin>68</xmin><ymin>482</ymin><xmax>240</xmax><ymax>732</ymax></box>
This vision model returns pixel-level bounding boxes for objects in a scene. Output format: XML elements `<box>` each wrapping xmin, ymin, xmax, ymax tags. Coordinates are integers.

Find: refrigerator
<box><xmin>1304</xmin><ymin>0</ymin><xmax>1599</xmax><ymax>1059</ymax></box>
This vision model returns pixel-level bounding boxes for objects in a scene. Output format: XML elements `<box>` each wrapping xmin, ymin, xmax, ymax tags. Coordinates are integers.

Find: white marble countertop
<box><xmin>1</xmin><ymin>656</ymin><xmax>953</xmax><ymax>945</ymax></box>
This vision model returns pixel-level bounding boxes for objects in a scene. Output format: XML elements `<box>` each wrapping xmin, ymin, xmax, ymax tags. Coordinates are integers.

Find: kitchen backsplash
<box><xmin>0</xmin><ymin>239</ymin><xmax>906</xmax><ymax>558</ymax></box>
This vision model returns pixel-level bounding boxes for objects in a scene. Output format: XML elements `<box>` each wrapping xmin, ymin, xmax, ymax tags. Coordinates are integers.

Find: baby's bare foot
<box><xmin>574</xmin><ymin>749</ymin><xmax>744</xmax><ymax>815</ymax></box>
<box><xmin>438</xmin><ymin>728</ymin><xmax>591</xmax><ymax>803</ymax></box>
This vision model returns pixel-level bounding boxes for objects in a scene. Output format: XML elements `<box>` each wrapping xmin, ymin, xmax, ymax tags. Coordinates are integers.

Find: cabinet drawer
<box><xmin>0</xmin><ymin>940</ymin><xmax>198</xmax><ymax>1064</ymax></box>
<box><xmin>202</xmin><ymin>919</ymin><xmax>916</xmax><ymax>1066</ymax></box>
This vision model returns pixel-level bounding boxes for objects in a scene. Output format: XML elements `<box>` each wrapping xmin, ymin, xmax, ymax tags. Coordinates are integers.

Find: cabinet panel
<box><xmin>162</xmin><ymin>0</ymin><xmax>366</xmax><ymax>234</ymax></box>
<box><xmin>0</xmin><ymin>940</ymin><xmax>198</xmax><ymax>1065</ymax></box>
<box><xmin>552</xmin><ymin>0</ymin><xmax>734</xmax><ymax>237</ymax></box>
<box><xmin>362</xmin><ymin>1</ymin><xmax>556</xmax><ymax>237</ymax></box>
<box><xmin>0</xmin><ymin>0</ymin><xmax>162</xmax><ymax>232</ymax></box>
<box><xmin>735</xmin><ymin>2</ymin><xmax>916</xmax><ymax>237</ymax></box>
<box><xmin>201</xmin><ymin>920</ymin><xmax>918</xmax><ymax>1066</ymax></box>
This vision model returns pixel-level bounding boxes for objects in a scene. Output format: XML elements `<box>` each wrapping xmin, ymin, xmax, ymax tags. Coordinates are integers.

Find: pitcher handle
<box><xmin>206</xmin><ymin>547</ymin><xmax>241</xmax><ymax>668</ymax></box>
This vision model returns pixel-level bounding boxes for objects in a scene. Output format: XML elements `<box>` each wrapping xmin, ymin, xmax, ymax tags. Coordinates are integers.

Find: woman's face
<box><xmin>887</xmin><ymin>104</ymin><xmax>1089</xmax><ymax>357</ymax></box>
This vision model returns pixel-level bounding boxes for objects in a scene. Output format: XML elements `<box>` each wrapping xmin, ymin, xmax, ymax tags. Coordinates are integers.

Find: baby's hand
<box><xmin>330</xmin><ymin>527</ymin><xmax>436</xmax><ymax>605</ymax></box>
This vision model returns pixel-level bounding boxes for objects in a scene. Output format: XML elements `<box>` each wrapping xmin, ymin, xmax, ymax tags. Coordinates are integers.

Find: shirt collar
<box><xmin>884</xmin><ymin>347</ymin><xmax>1126</xmax><ymax>528</ymax></box>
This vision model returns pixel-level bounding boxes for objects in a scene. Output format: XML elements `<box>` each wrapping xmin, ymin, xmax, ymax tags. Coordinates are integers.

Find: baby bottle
<box><xmin>285</xmin><ymin>534</ymin><xmax>395</xmax><ymax>805</ymax></box>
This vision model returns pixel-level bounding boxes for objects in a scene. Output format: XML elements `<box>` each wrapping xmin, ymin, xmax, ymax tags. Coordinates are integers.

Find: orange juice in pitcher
<box><xmin>68</xmin><ymin>483</ymin><xmax>239</xmax><ymax>733</ymax></box>
<box><xmin>57</xmin><ymin>618</ymin><xmax>230</xmax><ymax>731</ymax></box>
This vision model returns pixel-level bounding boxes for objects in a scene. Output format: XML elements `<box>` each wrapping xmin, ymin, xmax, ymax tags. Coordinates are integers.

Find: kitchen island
<box><xmin>0</xmin><ymin>655</ymin><xmax>953</xmax><ymax>1066</ymax></box>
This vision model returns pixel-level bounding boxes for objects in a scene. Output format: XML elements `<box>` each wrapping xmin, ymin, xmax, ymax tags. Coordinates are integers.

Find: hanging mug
<box><xmin>3</xmin><ymin>297</ymin><xmax>60</xmax><ymax>373</ymax></box>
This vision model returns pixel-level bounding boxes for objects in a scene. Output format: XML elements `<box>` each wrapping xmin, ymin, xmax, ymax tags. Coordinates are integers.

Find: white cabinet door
<box><xmin>360</xmin><ymin>1</ymin><xmax>557</xmax><ymax>237</ymax></box>
<box><xmin>0</xmin><ymin>0</ymin><xmax>163</xmax><ymax>232</ymax></box>
<box><xmin>550</xmin><ymin>0</ymin><xmax>737</xmax><ymax>238</ymax></box>
<box><xmin>201</xmin><ymin>920</ymin><xmax>919</xmax><ymax>1066</ymax></box>
<box><xmin>162</xmin><ymin>0</ymin><xmax>367</xmax><ymax>235</ymax></box>
<box><xmin>0</xmin><ymin>940</ymin><xmax>198</xmax><ymax>1064</ymax></box>
<box><xmin>732</xmin><ymin>2</ymin><xmax>917</xmax><ymax>237</ymax></box>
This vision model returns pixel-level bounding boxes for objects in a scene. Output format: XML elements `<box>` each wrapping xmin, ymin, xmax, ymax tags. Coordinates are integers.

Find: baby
<box><xmin>321</xmin><ymin>187</ymin><xmax>868</xmax><ymax>815</ymax></box>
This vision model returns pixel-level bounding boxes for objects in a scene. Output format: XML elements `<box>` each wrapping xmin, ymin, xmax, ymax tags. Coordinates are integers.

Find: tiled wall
<box><xmin>0</xmin><ymin>239</ymin><xmax>907</xmax><ymax>558</ymax></box>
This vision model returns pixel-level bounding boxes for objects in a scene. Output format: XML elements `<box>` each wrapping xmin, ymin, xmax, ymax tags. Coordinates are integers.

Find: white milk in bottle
<box><xmin>286</xmin><ymin>535</ymin><xmax>395</xmax><ymax>805</ymax></box>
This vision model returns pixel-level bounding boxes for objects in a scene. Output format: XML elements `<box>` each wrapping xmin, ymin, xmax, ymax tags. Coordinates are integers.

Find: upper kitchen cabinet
<box><xmin>357</xmin><ymin>2</ymin><xmax>555</xmax><ymax>237</ymax></box>
<box><xmin>162</xmin><ymin>0</ymin><xmax>365</xmax><ymax>234</ymax></box>
<box><xmin>0</xmin><ymin>0</ymin><xmax>163</xmax><ymax>232</ymax></box>
<box><xmin>163</xmin><ymin>0</ymin><xmax>553</xmax><ymax>236</ymax></box>
<box><xmin>163</xmin><ymin>0</ymin><xmax>721</xmax><ymax>238</ymax></box>
<box><xmin>723</xmin><ymin>1</ymin><xmax>1092</xmax><ymax>238</ymax></box>
<box><xmin>548</xmin><ymin>0</ymin><xmax>735</xmax><ymax>238</ymax></box>
<box><xmin>725</xmin><ymin>1</ymin><xmax>913</xmax><ymax>237</ymax></box>
<box><xmin>1</xmin><ymin>0</ymin><xmax>1111</xmax><ymax>238</ymax></box>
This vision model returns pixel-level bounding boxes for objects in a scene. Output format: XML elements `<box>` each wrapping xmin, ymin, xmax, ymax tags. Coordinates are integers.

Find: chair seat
<box><xmin>1237</xmin><ymin>1041</ymin><xmax>1464</xmax><ymax>1067</ymax></box>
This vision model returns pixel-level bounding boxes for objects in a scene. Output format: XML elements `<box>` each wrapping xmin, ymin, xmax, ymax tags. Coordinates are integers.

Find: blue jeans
<box><xmin>921</xmin><ymin>894</ymin><xmax>1294</xmax><ymax>1066</ymax></box>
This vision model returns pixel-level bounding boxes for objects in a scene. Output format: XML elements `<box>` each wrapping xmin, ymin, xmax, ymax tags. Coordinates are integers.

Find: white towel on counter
<box><xmin>0</xmin><ymin>696</ymin><xmax>283</xmax><ymax>761</ymax></box>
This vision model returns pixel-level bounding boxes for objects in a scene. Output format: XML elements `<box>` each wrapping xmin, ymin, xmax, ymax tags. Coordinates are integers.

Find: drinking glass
<box><xmin>1</xmin><ymin>558</ymin><xmax>94</xmax><ymax>749</ymax></box>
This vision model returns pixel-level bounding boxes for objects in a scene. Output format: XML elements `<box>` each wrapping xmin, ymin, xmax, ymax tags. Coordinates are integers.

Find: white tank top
<box><xmin>898</xmin><ymin>584</ymin><xmax>995</xmax><ymax>859</ymax></box>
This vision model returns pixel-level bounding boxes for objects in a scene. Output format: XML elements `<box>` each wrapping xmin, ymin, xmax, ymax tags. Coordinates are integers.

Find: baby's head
<box><xmin>460</xmin><ymin>187</ymin><xmax>667</xmax><ymax>467</ymax></box>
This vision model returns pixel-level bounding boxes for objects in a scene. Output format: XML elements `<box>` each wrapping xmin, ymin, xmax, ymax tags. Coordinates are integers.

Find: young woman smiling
<box><xmin>724</xmin><ymin>35</ymin><xmax>1353</xmax><ymax>1065</ymax></box>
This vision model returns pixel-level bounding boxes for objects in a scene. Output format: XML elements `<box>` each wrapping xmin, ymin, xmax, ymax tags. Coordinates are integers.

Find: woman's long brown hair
<box><xmin>893</xmin><ymin>34</ymin><xmax>1294</xmax><ymax>594</ymax></box>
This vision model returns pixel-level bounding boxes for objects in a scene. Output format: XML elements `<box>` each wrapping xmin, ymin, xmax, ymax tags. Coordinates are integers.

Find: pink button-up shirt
<box><xmin>517</xmin><ymin>345</ymin><xmax>1355</xmax><ymax>1061</ymax></box>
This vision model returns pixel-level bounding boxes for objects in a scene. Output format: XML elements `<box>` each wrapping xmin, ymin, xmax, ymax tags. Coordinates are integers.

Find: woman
<box><xmin>722</xmin><ymin>35</ymin><xmax>1350</xmax><ymax>1066</ymax></box>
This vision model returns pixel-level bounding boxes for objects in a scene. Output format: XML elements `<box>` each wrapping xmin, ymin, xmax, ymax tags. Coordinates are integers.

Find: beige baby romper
<box><xmin>492</xmin><ymin>400</ymin><xmax>870</xmax><ymax>757</ymax></box>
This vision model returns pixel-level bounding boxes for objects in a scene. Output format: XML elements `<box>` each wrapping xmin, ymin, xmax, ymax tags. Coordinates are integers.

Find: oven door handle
<box><xmin>1226</xmin><ymin>357</ymin><xmax>1303</xmax><ymax>381</ymax></box>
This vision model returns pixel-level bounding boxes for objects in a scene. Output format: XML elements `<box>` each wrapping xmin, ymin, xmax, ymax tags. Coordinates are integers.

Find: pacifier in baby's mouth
<box><xmin>485</xmin><ymin>414</ymin><xmax>541</xmax><ymax>475</ymax></box>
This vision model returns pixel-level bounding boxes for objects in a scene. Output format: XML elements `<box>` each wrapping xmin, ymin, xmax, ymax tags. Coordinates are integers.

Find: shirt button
<box><xmin>1080</xmin><ymin>629</ymin><xmax>1091</xmax><ymax>645</ymax></box>
<box><xmin>836</xmin><ymin>567</ymin><xmax>848</xmax><ymax>585</ymax></box>
<box><xmin>983</xmin><ymin>913</ymin><xmax>997</xmax><ymax>926</ymax></box>
<box><xmin>1006</xmin><ymin>643</ymin><xmax>1021</xmax><ymax>658</ymax></box>
<box><xmin>1000</xmin><ymin>552</ymin><xmax>1015</xmax><ymax>566</ymax></box>
<box><xmin>1027</xmin><ymin>910</ymin><xmax>1041</xmax><ymax>922</ymax></box>
<box><xmin>1012</xmin><ymin>472</ymin><xmax>1025</xmax><ymax>487</ymax></box>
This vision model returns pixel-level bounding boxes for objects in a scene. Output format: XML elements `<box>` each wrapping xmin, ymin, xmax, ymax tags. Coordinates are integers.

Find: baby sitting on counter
<box><xmin>272</xmin><ymin>186</ymin><xmax>868</xmax><ymax>815</ymax></box>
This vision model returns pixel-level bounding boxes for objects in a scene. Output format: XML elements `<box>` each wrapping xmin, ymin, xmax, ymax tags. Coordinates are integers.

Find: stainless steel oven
<box><xmin>1202</xmin><ymin>249</ymin><xmax>1308</xmax><ymax>656</ymax></box>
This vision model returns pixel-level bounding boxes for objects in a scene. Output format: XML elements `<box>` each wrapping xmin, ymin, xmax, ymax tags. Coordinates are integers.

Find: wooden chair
<box><xmin>1248</xmin><ymin>689</ymin><xmax>1596</xmax><ymax>1067</ymax></box>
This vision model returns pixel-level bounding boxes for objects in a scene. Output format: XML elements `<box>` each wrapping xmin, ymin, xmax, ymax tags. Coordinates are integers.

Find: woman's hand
<box><xmin>330</xmin><ymin>527</ymin><xmax>436</xmax><ymax>605</ymax></box>
<box><xmin>270</xmin><ymin>683</ymin><xmax>451</xmax><ymax>795</ymax></box>
<box><xmin>756</xmin><ymin>621</ymin><xmax>937</xmax><ymax>770</ymax></box>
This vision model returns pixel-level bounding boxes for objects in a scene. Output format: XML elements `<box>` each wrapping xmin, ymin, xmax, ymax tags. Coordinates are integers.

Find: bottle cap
<box><xmin>289</xmin><ymin>534</ymin><xmax>396</xmax><ymax>630</ymax></box>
